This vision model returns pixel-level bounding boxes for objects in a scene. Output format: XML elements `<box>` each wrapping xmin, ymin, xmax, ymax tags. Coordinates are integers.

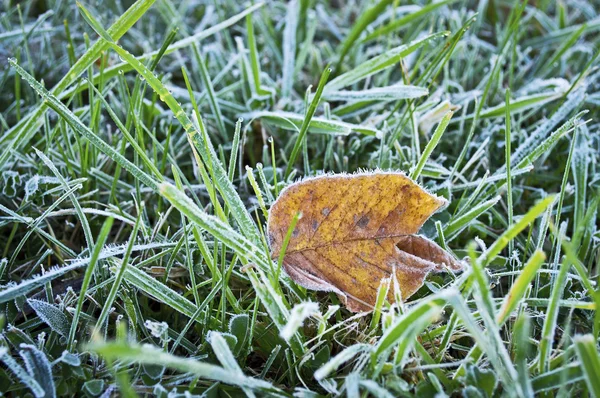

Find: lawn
<box><xmin>0</xmin><ymin>0</ymin><xmax>599</xmax><ymax>396</ymax></box>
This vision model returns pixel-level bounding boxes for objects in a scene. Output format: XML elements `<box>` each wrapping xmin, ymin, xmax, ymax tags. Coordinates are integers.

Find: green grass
<box><xmin>0</xmin><ymin>0</ymin><xmax>599</xmax><ymax>396</ymax></box>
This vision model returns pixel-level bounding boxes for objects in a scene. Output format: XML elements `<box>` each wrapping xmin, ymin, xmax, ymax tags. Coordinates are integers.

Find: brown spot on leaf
<box><xmin>356</xmin><ymin>216</ymin><xmax>370</xmax><ymax>228</ymax></box>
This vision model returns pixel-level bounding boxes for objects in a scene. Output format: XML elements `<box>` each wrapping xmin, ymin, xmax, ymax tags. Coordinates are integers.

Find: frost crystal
<box><xmin>145</xmin><ymin>320</ymin><xmax>169</xmax><ymax>338</ymax></box>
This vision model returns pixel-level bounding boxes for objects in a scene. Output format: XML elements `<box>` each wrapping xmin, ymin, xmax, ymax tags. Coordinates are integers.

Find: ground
<box><xmin>0</xmin><ymin>0</ymin><xmax>599</xmax><ymax>397</ymax></box>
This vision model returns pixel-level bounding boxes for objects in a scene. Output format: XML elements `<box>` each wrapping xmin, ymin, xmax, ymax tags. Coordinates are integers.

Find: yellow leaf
<box><xmin>267</xmin><ymin>172</ymin><xmax>463</xmax><ymax>312</ymax></box>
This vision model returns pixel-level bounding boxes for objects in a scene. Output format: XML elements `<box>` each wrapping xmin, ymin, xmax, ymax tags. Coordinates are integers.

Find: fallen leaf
<box><xmin>267</xmin><ymin>171</ymin><xmax>463</xmax><ymax>312</ymax></box>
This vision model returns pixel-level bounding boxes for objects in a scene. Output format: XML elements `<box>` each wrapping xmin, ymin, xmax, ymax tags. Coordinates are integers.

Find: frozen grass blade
<box><xmin>284</xmin><ymin>66</ymin><xmax>331</xmax><ymax>179</ymax></box>
<box><xmin>0</xmin><ymin>347</ymin><xmax>44</xmax><ymax>397</ymax></box>
<box><xmin>192</xmin><ymin>45</ymin><xmax>226</xmax><ymax>139</ymax></box>
<box><xmin>504</xmin><ymin>89</ymin><xmax>514</xmax><ymax>257</ymax></box>
<box><xmin>532</xmin><ymin>364</ymin><xmax>584</xmax><ymax>393</ymax></box>
<box><xmin>280</xmin><ymin>302</ymin><xmax>319</xmax><ymax>343</ymax></box>
<box><xmin>64</xmin><ymin>3</ymin><xmax>265</xmax><ymax>96</ymax></box>
<box><xmin>87</xmin><ymin>341</ymin><xmax>281</xmax><ymax>393</ymax></box>
<box><xmin>244</xmin><ymin>110</ymin><xmax>382</xmax><ymax>136</ymax></box>
<box><xmin>371</xmin><ymin>292</ymin><xmax>449</xmax><ymax>368</ymax></box>
<box><xmin>244</xmin><ymin>266</ymin><xmax>303</xmax><ymax>356</ymax></box>
<box><xmin>208</xmin><ymin>332</ymin><xmax>257</xmax><ymax>398</ymax></box>
<box><xmin>480</xmin><ymin>195</ymin><xmax>556</xmax><ymax>265</ymax></box>
<box><xmin>369</xmin><ymin>278</ymin><xmax>391</xmax><ymax>332</ymax></box>
<box><xmin>315</xmin><ymin>344</ymin><xmax>370</xmax><ymax>381</ymax></box>
<box><xmin>333</xmin><ymin>0</ymin><xmax>393</xmax><ymax>70</ymax></box>
<box><xmin>455</xmin><ymin>249</ymin><xmax>553</xmax><ymax>379</ymax></box>
<box><xmin>281</xmin><ymin>0</ymin><xmax>299</xmax><ymax>98</ymax></box>
<box><xmin>363</xmin><ymin>0</ymin><xmax>456</xmax><ymax>41</ymax></box>
<box><xmin>93</xmin><ymin>210</ymin><xmax>142</xmax><ymax>335</ymax></box>
<box><xmin>75</xmin><ymin>5</ymin><xmax>261</xmax><ymax>245</ymax></box>
<box><xmin>538</xmin><ymin>222</ymin><xmax>589</xmax><ymax>375</ymax></box>
<box><xmin>17</xmin><ymin>345</ymin><xmax>56</xmax><ymax>398</ymax></box>
<box><xmin>323</xmin><ymin>84</ymin><xmax>428</xmax><ymax>102</ymax></box>
<box><xmin>0</xmin><ymin>0</ymin><xmax>156</xmax><ymax>167</ymax></box>
<box><xmin>574</xmin><ymin>335</ymin><xmax>600</xmax><ymax>397</ymax></box>
<box><xmin>0</xmin><ymin>243</ymin><xmax>172</xmax><ymax>304</ymax></box>
<box><xmin>67</xmin><ymin>217</ymin><xmax>114</xmax><ymax>350</ymax></box>
<box><xmin>158</xmin><ymin>182</ymin><xmax>267</xmax><ymax>269</ymax></box>
<box><xmin>121</xmin><ymin>263</ymin><xmax>197</xmax><ymax>318</ymax></box>
<box><xmin>445</xmin><ymin>196</ymin><xmax>501</xmax><ymax>239</ymax></box>
<box><xmin>326</xmin><ymin>32</ymin><xmax>447</xmax><ymax>92</ymax></box>
<box><xmin>9</xmin><ymin>60</ymin><xmax>158</xmax><ymax>189</ymax></box>
<box><xmin>410</xmin><ymin>111</ymin><xmax>452</xmax><ymax>180</ymax></box>
<box><xmin>35</xmin><ymin>149</ymin><xmax>94</xmax><ymax>250</ymax></box>
<box><xmin>496</xmin><ymin>250</ymin><xmax>546</xmax><ymax>323</ymax></box>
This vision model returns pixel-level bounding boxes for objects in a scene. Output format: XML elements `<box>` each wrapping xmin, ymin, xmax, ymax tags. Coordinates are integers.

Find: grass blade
<box><xmin>67</xmin><ymin>217</ymin><xmax>114</xmax><ymax>350</ymax></box>
<box><xmin>574</xmin><ymin>335</ymin><xmax>600</xmax><ymax>397</ymax></box>
<box><xmin>87</xmin><ymin>341</ymin><xmax>281</xmax><ymax>393</ymax></box>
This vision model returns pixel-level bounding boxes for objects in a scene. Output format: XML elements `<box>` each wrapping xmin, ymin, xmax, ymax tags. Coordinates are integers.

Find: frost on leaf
<box><xmin>27</xmin><ymin>299</ymin><xmax>69</xmax><ymax>338</ymax></box>
<box><xmin>267</xmin><ymin>172</ymin><xmax>463</xmax><ymax>312</ymax></box>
